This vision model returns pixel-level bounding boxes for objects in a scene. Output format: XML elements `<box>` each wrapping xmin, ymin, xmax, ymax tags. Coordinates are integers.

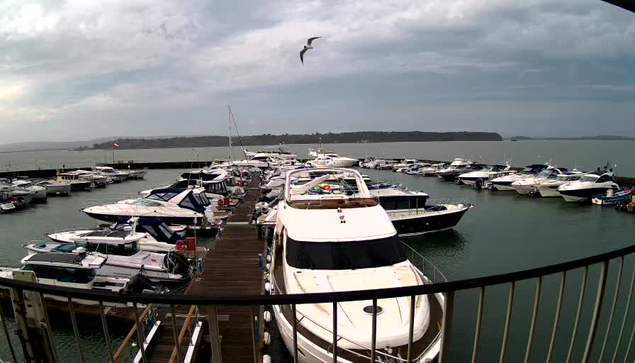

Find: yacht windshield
<box><xmin>131</xmin><ymin>199</ymin><xmax>163</xmax><ymax>207</ymax></box>
<box><xmin>286</xmin><ymin>235</ymin><xmax>406</xmax><ymax>270</ymax></box>
<box><xmin>580</xmin><ymin>175</ymin><xmax>599</xmax><ymax>182</ymax></box>
<box><xmin>537</xmin><ymin>170</ymin><xmax>554</xmax><ymax>178</ymax></box>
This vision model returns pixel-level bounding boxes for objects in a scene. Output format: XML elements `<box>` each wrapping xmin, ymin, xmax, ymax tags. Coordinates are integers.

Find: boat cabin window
<box><xmin>205</xmin><ymin>182</ymin><xmax>228</xmax><ymax>195</ymax></box>
<box><xmin>74</xmin><ymin>241</ymin><xmax>139</xmax><ymax>256</ymax></box>
<box><xmin>147</xmin><ymin>191</ymin><xmax>180</xmax><ymax>202</ymax></box>
<box><xmin>132</xmin><ymin>199</ymin><xmax>163</xmax><ymax>207</ymax></box>
<box><xmin>596</xmin><ymin>174</ymin><xmax>612</xmax><ymax>183</ymax></box>
<box><xmin>380</xmin><ymin>196</ymin><xmax>427</xmax><ymax>210</ymax></box>
<box><xmin>286</xmin><ymin>235</ymin><xmax>406</xmax><ymax>270</ymax></box>
<box><xmin>23</xmin><ymin>266</ymin><xmax>96</xmax><ymax>283</ymax></box>
<box><xmin>171</xmin><ymin>180</ymin><xmax>198</xmax><ymax>189</ymax></box>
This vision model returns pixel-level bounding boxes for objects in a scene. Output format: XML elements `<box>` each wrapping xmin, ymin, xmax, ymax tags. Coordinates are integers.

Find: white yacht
<box><xmin>511</xmin><ymin>166</ymin><xmax>569</xmax><ymax>195</ymax></box>
<box><xmin>535</xmin><ymin>172</ymin><xmax>584</xmax><ymax>197</ymax></box>
<box><xmin>434</xmin><ymin>158</ymin><xmax>474</xmax><ymax>181</ymax></box>
<box><xmin>36</xmin><ymin>180</ymin><xmax>72</xmax><ymax>196</ymax></box>
<box><xmin>457</xmin><ymin>163</ymin><xmax>514</xmax><ymax>188</ymax></box>
<box><xmin>93</xmin><ymin>166</ymin><xmax>130</xmax><ymax>183</ymax></box>
<box><xmin>46</xmin><ymin>218</ymin><xmax>192</xmax><ymax>254</ymax></box>
<box><xmin>307</xmin><ymin>153</ymin><xmax>359</xmax><ymax>168</ymax></box>
<box><xmin>392</xmin><ymin>159</ymin><xmax>419</xmax><ymax>172</ymax></box>
<box><xmin>418</xmin><ymin>163</ymin><xmax>445</xmax><ymax>177</ymax></box>
<box><xmin>11</xmin><ymin>179</ymin><xmax>47</xmax><ymax>202</ymax></box>
<box><xmin>558</xmin><ymin>171</ymin><xmax>620</xmax><ymax>203</ymax></box>
<box><xmin>82</xmin><ymin>187</ymin><xmax>221</xmax><ymax>227</ymax></box>
<box><xmin>246</xmin><ymin>146</ymin><xmax>297</xmax><ymax>160</ymax></box>
<box><xmin>270</xmin><ymin>168</ymin><xmax>444</xmax><ymax>363</ymax></box>
<box><xmin>57</xmin><ymin>171</ymin><xmax>94</xmax><ymax>190</ymax></box>
<box><xmin>489</xmin><ymin>164</ymin><xmax>548</xmax><ymax>191</ymax></box>
<box><xmin>23</xmin><ymin>238</ymin><xmax>193</xmax><ymax>286</ymax></box>
<box><xmin>0</xmin><ymin>252</ymin><xmax>161</xmax><ymax>305</ymax></box>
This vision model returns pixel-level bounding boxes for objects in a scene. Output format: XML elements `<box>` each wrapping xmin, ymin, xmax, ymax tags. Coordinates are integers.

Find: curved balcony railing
<box><xmin>0</xmin><ymin>242</ymin><xmax>634</xmax><ymax>362</ymax></box>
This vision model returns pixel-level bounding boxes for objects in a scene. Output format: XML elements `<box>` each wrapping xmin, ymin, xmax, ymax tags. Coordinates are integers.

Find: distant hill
<box><xmin>0</xmin><ymin>137</ymin><xmax>117</xmax><ymax>153</ymax></box>
<box><xmin>90</xmin><ymin>131</ymin><xmax>503</xmax><ymax>150</ymax></box>
<box><xmin>508</xmin><ymin>135</ymin><xmax>635</xmax><ymax>141</ymax></box>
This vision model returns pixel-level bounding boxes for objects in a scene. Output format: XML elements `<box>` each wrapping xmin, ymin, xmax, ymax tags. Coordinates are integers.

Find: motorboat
<box><xmin>24</xmin><ymin>239</ymin><xmax>193</xmax><ymax>286</ymax></box>
<box><xmin>511</xmin><ymin>166</ymin><xmax>569</xmax><ymax>195</ymax></box>
<box><xmin>128</xmin><ymin>168</ymin><xmax>149</xmax><ymax>180</ymax></box>
<box><xmin>0</xmin><ymin>252</ymin><xmax>161</xmax><ymax>305</ymax></box>
<box><xmin>457</xmin><ymin>164</ymin><xmax>514</xmax><ymax>188</ymax></box>
<box><xmin>11</xmin><ymin>179</ymin><xmax>47</xmax><ymax>202</ymax></box>
<box><xmin>82</xmin><ymin>187</ymin><xmax>221</xmax><ymax>226</ymax></box>
<box><xmin>93</xmin><ymin>166</ymin><xmax>130</xmax><ymax>183</ymax></box>
<box><xmin>434</xmin><ymin>158</ymin><xmax>474</xmax><ymax>181</ymax></box>
<box><xmin>270</xmin><ymin>168</ymin><xmax>444</xmax><ymax>362</ymax></box>
<box><xmin>558</xmin><ymin>171</ymin><xmax>620</xmax><ymax>203</ymax></box>
<box><xmin>535</xmin><ymin>172</ymin><xmax>584</xmax><ymax>198</ymax></box>
<box><xmin>592</xmin><ymin>188</ymin><xmax>633</xmax><ymax>205</ymax></box>
<box><xmin>246</xmin><ymin>146</ymin><xmax>297</xmax><ymax>160</ymax></box>
<box><xmin>74</xmin><ymin>169</ymin><xmax>112</xmax><ymax>187</ymax></box>
<box><xmin>405</xmin><ymin>163</ymin><xmax>431</xmax><ymax>175</ymax></box>
<box><xmin>36</xmin><ymin>180</ymin><xmax>72</xmax><ymax>196</ymax></box>
<box><xmin>392</xmin><ymin>159</ymin><xmax>419</xmax><ymax>172</ymax></box>
<box><xmin>489</xmin><ymin>164</ymin><xmax>548</xmax><ymax>191</ymax></box>
<box><xmin>57</xmin><ymin>171</ymin><xmax>94</xmax><ymax>191</ymax></box>
<box><xmin>306</xmin><ymin>153</ymin><xmax>359</xmax><ymax>168</ymax></box>
<box><xmin>418</xmin><ymin>163</ymin><xmax>445</xmax><ymax>177</ymax></box>
<box><xmin>47</xmin><ymin>217</ymin><xmax>192</xmax><ymax>254</ymax></box>
<box><xmin>141</xmin><ymin>171</ymin><xmax>241</xmax><ymax>208</ymax></box>
<box><xmin>0</xmin><ymin>180</ymin><xmax>34</xmax><ymax>208</ymax></box>
<box><xmin>369</xmin><ymin>185</ymin><xmax>472</xmax><ymax>237</ymax></box>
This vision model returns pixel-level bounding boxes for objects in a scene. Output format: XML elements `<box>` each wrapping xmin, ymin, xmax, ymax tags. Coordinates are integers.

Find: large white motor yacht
<box><xmin>558</xmin><ymin>170</ymin><xmax>620</xmax><ymax>203</ymax></box>
<box><xmin>270</xmin><ymin>168</ymin><xmax>444</xmax><ymax>363</ymax></box>
<box><xmin>535</xmin><ymin>172</ymin><xmax>584</xmax><ymax>197</ymax></box>
<box><xmin>511</xmin><ymin>166</ymin><xmax>569</xmax><ymax>195</ymax></box>
<box><xmin>489</xmin><ymin>164</ymin><xmax>548</xmax><ymax>191</ymax></box>
<box><xmin>457</xmin><ymin>163</ymin><xmax>514</xmax><ymax>188</ymax></box>
<box><xmin>307</xmin><ymin>153</ymin><xmax>359</xmax><ymax>168</ymax></box>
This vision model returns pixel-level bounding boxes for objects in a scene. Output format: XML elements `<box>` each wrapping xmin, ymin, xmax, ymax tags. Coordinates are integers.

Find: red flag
<box><xmin>113</xmin><ymin>143</ymin><xmax>119</xmax><ymax>147</ymax></box>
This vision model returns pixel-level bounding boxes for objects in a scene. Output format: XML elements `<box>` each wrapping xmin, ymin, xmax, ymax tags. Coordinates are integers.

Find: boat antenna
<box><xmin>228</xmin><ymin>105</ymin><xmax>247</xmax><ymax>159</ymax></box>
<box><xmin>227</xmin><ymin>105</ymin><xmax>232</xmax><ymax>162</ymax></box>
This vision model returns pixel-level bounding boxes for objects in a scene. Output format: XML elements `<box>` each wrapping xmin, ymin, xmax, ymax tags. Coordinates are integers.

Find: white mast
<box><xmin>228</xmin><ymin>105</ymin><xmax>232</xmax><ymax>161</ymax></box>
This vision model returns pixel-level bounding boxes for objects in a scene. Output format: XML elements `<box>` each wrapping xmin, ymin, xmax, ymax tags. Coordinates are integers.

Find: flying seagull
<box><xmin>300</xmin><ymin>36</ymin><xmax>321</xmax><ymax>65</ymax></box>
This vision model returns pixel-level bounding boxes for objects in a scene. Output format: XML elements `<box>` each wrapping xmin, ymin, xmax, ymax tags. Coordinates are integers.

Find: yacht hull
<box><xmin>490</xmin><ymin>181</ymin><xmax>516</xmax><ymax>191</ymax></box>
<box><xmin>84</xmin><ymin>211</ymin><xmax>201</xmax><ymax>226</ymax></box>
<box><xmin>513</xmin><ymin>184</ymin><xmax>536</xmax><ymax>195</ymax></box>
<box><xmin>536</xmin><ymin>185</ymin><xmax>562</xmax><ymax>198</ymax></box>
<box><xmin>387</xmin><ymin>205</ymin><xmax>471</xmax><ymax>237</ymax></box>
<box><xmin>44</xmin><ymin>184</ymin><xmax>72</xmax><ymax>196</ymax></box>
<box><xmin>559</xmin><ymin>187</ymin><xmax>615</xmax><ymax>203</ymax></box>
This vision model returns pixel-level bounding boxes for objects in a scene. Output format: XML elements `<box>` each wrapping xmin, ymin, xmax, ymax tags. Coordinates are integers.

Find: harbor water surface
<box><xmin>1</xmin><ymin>165</ymin><xmax>634</xmax><ymax>362</ymax></box>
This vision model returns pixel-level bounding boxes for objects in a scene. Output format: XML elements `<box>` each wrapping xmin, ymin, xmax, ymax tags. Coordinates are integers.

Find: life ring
<box><xmin>176</xmin><ymin>241</ymin><xmax>186</xmax><ymax>251</ymax></box>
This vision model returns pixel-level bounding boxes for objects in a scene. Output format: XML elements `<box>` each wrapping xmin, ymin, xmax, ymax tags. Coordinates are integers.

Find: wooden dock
<box><xmin>143</xmin><ymin>174</ymin><xmax>266</xmax><ymax>363</ymax></box>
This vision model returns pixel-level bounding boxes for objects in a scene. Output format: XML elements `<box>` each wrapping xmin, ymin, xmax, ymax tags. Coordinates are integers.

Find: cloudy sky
<box><xmin>0</xmin><ymin>0</ymin><xmax>634</xmax><ymax>144</ymax></box>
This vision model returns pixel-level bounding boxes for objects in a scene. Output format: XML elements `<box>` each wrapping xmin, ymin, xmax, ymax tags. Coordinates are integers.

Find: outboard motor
<box><xmin>127</xmin><ymin>273</ymin><xmax>163</xmax><ymax>294</ymax></box>
<box><xmin>166</xmin><ymin>251</ymin><xmax>193</xmax><ymax>279</ymax></box>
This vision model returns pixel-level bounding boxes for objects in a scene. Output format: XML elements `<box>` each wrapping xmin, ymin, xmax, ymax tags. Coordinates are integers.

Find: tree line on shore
<box><xmin>90</xmin><ymin>131</ymin><xmax>502</xmax><ymax>150</ymax></box>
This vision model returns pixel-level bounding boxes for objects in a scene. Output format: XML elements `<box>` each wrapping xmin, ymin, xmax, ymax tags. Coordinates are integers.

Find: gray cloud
<box><xmin>1</xmin><ymin>0</ymin><xmax>635</xmax><ymax>143</ymax></box>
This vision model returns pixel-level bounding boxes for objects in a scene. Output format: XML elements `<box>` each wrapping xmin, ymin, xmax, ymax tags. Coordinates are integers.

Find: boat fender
<box><xmin>263</xmin><ymin>355</ymin><xmax>272</xmax><ymax>363</ymax></box>
<box><xmin>263</xmin><ymin>332</ymin><xmax>271</xmax><ymax>345</ymax></box>
<box><xmin>263</xmin><ymin>311</ymin><xmax>272</xmax><ymax>323</ymax></box>
<box><xmin>258</xmin><ymin>253</ymin><xmax>264</xmax><ymax>271</ymax></box>
<box><xmin>265</xmin><ymin>282</ymin><xmax>271</xmax><ymax>293</ymax></box>
<box><xmin>266</xmin><ymin>254</ymin><xmax>272</xmax><ymax>262</ymax></box>
<box><xmin>265</xmin><ymin>263</ymin><xmax>271</xmax><ymax>271</ymax></box>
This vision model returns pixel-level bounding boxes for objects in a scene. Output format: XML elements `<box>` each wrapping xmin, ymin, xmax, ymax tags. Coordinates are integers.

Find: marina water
<box><xmin>1</xmin><ymin>158</ymin><xmax>634</xmax><ymax>361</ymax></box>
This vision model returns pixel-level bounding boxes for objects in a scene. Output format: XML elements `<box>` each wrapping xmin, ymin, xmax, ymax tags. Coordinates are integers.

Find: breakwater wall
<box><xmin>2</xmin><ymin>159</ymin><xmax>635</xmax><ymax>186</ymax></box>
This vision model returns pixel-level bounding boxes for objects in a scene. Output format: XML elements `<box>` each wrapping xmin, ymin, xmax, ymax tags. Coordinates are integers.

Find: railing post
<box><xmin>407</xmin><ymin>295</ymin><xmax>415</xmax><ymax>363</ymax></box>
<box><xmin>581</xmin><ymin>260</ymin><xmax>609</xmax><ymax>363</ymax></box>
<box><xmin>566</xmin><ymin>266</ymin><xmax>589</xmax><ymax>363</ymax></box>
<box><xmin>599</xmin><ymin>257</ymin><xmax>624</xmax><ymax>362</ymax></box>
<box><xmin>370</xmin><ymin>298</ymin><xmax>378</xmax><ymax>363</ymax></box>
<box><xmin>292</xmin><ymin>304</ymin><xmax>298</xmax><ymax>363</ymax></box>
<box><xmin>332</xmin><ymin>301</ymin><xmax>338</xmax><ymax>363</ymax></box>
<box><xmin>610</xmin><ymin>261</ymin><xmax>635</xmax><ymax>363</ymax></box>
<box><xmin>250</xmin><ymin>306</ymin><xmax>258</xmax><ymax>363</ymax></box>
<box><xmin>207</xmin><ymin>306</ymin><xmax>223</xmax><ymax>363</ymax></box>
<box><xmin>471</xmin><ymin>287</ymin><xmax>485</xmax><ymax>363</ymax></box>
<box><xmin>546</xmin><ymin>271</ymin><xmax>567</xmax><ymax>363</ymax></box>
<box><xmin>439</xmin><ymin>291</ymin><xmax>455</xmax><ymax>363</ymax></box>
<box><xmin>524</xmin><ymin>277</ymin><xmax>543</xmax><ymax>363</ymax></box>
<box><xmin>499</xmin><ymin>281</ymin><xmax>515</xmax><ymax>363</ymax></box>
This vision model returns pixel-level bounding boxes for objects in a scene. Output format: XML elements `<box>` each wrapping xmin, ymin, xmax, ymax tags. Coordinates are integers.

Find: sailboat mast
<box><xmin>228</xmin><ymin>105</ymin><xmax>232</xmax><ymax>161</ymax></box>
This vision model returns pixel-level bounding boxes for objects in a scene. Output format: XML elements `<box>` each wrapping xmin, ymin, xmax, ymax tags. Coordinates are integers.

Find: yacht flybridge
<box><xmin>270</xmin><ymin>168</ymin><xmax>444</xmax><ymax>363</ymax></box>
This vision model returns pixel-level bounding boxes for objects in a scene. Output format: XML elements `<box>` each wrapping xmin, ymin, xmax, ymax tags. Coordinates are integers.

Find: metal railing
<box><xmin>1</xmin><ymin>243</ymin><xmax>635</xmax><ymax>362</ymax></box>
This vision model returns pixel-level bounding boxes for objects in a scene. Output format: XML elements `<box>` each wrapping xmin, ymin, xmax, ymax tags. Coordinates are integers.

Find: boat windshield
<box><xmin>580</xmin><ymin>175</ymin><xmax>599</xmax><ymax>182</ymax></box>
<box><xmin>23</xmin><ymin>265</ymin><xmax>96</xmax><ymax>283</ymax></box>
<box><xmin>131</xmin><ymin>199</ymin><xmax>163</xmax><ymax>207</ymax></box>
<box><xmin>72</xmin><ymin>241</ymin><xmax>139</xmax><ymax>256</ymax></box>
<box><xmin>537</xmin><ymin>170</ymin><xmax>555</xmax><ymax>178</ymax></box>
<box><xmin>286</xmin><ymin>235</ymin><xmax>406</xmax><ymax>270</ymax></box>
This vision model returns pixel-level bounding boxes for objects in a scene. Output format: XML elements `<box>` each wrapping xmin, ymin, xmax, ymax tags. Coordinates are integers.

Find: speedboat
<box><xmin>307</xmin><ymin>153</ymin><xmax>359</xmax><ymax>168</ymax></box>
<box><xmin>392</xmin><ymin>159</ymin><xmax>419</xmax><ymax>172</ymax></box>
<box><xmin>434</xmin><ymin>158</ymin><xmax>474</xmax><ymax>181</ymax></box>
<box><xmin>558</xmin><ymin>171</ymin><xmax>620</xmax><ymax>203</ymax></box>
<box><xmin>271</xmin><ymin>168</ymin><xmax>444</xmax><ymax>362</ymax></box>
<box><xmin>489</xmin><ymin>164</ymin><xmax>548</xmax><ymax>191</ymax></box>
<box><xmin>82</xmin><ymin>187</ymin><xmax>221</xmax><ymax>226</ymax></box>
<box><xmin>11</xmin><ymin>179</ymin><xmax>47</xmax><ymax>202</ymax></box>
<box><xmin>592</xmin><ymin>188</ymin><xmax>633</xmax><ymax>205</ymax></box>
<box><xmin>369</xmin><ymin>185</ymin><xmax>472</xmax><ymax>237</ymax></box>
<box><xmin>418</xmin><ymin>163</ymin><xmax>445</xmax><ymax>177</ymax></box>
<box><xmin>457</xmin><ymin>163</ymin><xmax>514</xmax><ymax>188</ymax></box>
<box><xmin>93</xmin><ymin>166</ymin><xmax>130</xmax><ymax>183</ymax></box>
<box><xmin>24</xmin><ymin>239</ymin><xmax>193</xmax><ymax>286</ymax></box>
<box><xmin>36</xmin><ymin>180</ymin><xmax>72</xmax><ymax>196</ymax></box>
<box><xmin>511</xmin><ymin>166</ymin><xmax>569</xmax><ymax>195</ymax></box>
<box><xmin>46</xmin><ymin>217</ymin><xmax>192</xmax><ymax>254</ymax></box>
<box><xmin>0</xmin><ymin>252</ymin><xmax>162</xmax><ymax>305</ymax></box>
<box><xmin>246</xmin><ymin>146</ymin><xmax>297</xmax><ymax>160</ymax></box>
<box><xmin>535</xmin><ymin>172</ymin><xmax>584</xmax><ymax>197</ymax></box>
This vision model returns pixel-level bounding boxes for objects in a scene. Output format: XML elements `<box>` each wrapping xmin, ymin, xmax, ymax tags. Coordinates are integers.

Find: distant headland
<box><xmin>508</xmin><ymin>135</ymin><xmax>635</xmax><ymax>141</ymax></box>
<box><xmin>87</xmin><ymin>131</ymin><xmax>503</xmax><ymax>150</ymax></box>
